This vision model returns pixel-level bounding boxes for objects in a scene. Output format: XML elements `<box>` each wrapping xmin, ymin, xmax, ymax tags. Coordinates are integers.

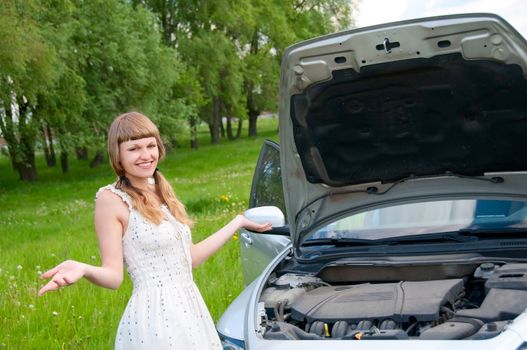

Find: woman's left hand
<box><xmin>235</xmin><ymin>214</ymin><xmax>272</xmax><ymax>233</ymax></box>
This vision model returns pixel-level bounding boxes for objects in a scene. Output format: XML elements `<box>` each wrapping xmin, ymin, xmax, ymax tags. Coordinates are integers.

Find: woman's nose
<box><xmin>139</xmin><ymin>147</ymin><xmax>150</xmax><ymax>158</ymax></box>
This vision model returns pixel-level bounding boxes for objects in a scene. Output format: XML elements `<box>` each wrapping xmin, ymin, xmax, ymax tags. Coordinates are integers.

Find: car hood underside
<box><xmin>278</xmin><ymin>14</ymin><xmax>527</xmax><ymax>245</ymax></box>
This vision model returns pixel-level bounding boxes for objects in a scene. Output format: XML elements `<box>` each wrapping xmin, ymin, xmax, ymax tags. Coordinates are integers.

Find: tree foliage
<box><xmin>0</xmin><ymin>0</ymin><xmax>188</xmax><ymax>179</ymax></box>
<box><xmin>0</xmin><ymin>0</ymin><xmax>358</xmax><ymax>180</ymax></box>
<box><xmin>137</xmin><ymin>0</ymin><xmax>358</xmax><ymax>142</ymax></box>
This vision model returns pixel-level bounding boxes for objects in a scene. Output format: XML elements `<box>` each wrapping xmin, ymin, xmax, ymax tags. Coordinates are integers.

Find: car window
<box><xmin>307</xmin><ymin>199</ymin><xmax>527</xmax><ymax>241</ymax></box>
<box><xmin>250</xmin><ymin>140</ymin><xmax>286</xmax><ymax>221</ymax></box>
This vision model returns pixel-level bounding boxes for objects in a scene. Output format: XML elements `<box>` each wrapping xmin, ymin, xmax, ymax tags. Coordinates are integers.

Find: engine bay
<box><xmin>259</xmin><ymin>262</ymin><xmax>527</xmax><ymax>340</ymax></box>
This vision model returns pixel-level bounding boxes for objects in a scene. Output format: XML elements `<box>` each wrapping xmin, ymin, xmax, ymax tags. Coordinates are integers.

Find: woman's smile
<box><xmin>119</xmin><ymin>136</ymin><xmax>159</xmax><ymax>185</ymax></box>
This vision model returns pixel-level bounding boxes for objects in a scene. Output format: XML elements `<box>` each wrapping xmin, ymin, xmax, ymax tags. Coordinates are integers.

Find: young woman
<box><xmin>38</xmin><ymin>112</ymin><xmax>271</xmax><ymax>349</ymax></box>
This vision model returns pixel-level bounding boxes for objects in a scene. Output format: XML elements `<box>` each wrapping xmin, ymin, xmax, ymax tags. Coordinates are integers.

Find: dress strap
<box><xmin>96</xmin><ymin>183</ymin><xmax>133</xmax><ymax>211</ymax></box>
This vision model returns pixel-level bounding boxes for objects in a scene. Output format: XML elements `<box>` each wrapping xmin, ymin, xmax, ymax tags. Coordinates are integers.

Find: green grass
<box><xmin>0</xmin><ymin>118</ymin><xmax>279</xmax><ymax>349</ymax></box>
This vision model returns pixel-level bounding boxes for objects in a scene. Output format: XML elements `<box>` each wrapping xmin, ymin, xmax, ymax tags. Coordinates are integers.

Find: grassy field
<box><xmin>0</xmin><ymin>118</ymin><xmax>279</xmax><ymax>349</ymax></box>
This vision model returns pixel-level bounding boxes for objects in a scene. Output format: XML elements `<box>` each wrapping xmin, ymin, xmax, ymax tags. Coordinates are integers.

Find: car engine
<box><xmin>259</xmin><ymin>263</ymin><xmax>527</xmax><ymax>340</ymax></box>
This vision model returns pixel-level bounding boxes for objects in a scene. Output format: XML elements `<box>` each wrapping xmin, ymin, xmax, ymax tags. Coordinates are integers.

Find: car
<box><xmin>217</xmin><ymin>13</ymin><xmax>527</xmax><ymax>350</ymax></box>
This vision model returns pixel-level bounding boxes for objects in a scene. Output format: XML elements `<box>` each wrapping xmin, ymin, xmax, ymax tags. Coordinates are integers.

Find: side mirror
<box><xmin>244</xmin><ymin>206</ymin><xmax>289</xmax><ymax>235</ymax></box>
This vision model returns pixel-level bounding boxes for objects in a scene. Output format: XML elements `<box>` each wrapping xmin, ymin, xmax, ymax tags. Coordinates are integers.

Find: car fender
<box><xmin>217</xmin><ymin>244</ymin><xmax>293</xmax><ymax>341</ymax></box>
<box><xmin>216</xmin><ymin>277</ymin><xmax>261</xmax><ymax>340</ymax></box>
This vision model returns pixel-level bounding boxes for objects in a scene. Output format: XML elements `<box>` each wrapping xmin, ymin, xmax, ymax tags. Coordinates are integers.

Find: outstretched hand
<box><xmin>38</xmin><ymin>260</ymin><xmax>86</xmax><ymax>296</ymax></box>
<box><xmin>236</xmin><ymin>214</ymin><xmax>272</xmax><ymax>233</ymax></box>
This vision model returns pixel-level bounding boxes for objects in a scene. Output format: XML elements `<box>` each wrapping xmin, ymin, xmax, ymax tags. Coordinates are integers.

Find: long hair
<box><xmin>107</xmin><ymin>112</ymin><xmax>193</xmax><ymax>226</ymax></box>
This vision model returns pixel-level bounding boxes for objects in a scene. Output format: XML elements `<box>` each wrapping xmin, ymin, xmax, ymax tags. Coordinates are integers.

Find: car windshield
<box><xmin>306</xmin><ymin>199</ymin><xmax>527</xmax><ymax>242</ymax></box>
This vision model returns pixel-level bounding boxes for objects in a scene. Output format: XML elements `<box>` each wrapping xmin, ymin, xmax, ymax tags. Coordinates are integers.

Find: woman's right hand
<box><xmin>38</xmin><ymin>260</ymin><xmax>87</xmax><ymax>296</ymax></box>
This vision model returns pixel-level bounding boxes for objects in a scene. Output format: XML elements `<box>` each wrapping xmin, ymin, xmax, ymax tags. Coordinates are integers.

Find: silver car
<box><xmin>217</xmin><ymin>13</ymin><xmax>527</xmax><ymax>350</ymax></box>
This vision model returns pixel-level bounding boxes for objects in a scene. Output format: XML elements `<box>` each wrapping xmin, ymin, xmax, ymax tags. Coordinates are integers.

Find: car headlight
<box><xmin>218</xmin><ymin>332</ymin><xmax>245</xmax><ymax>350</ymax></box>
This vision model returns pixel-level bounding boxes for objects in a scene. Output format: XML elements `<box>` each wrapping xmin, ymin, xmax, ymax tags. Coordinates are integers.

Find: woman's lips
<box><xmin>136</xmin><ymin>161</ymin><xmax>154</xmax><ymax>169</ymax></box>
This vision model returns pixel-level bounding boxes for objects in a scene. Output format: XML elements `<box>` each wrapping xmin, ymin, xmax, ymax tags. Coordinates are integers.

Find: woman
<box><xmin>38</xmin><ymin>112</ymin><xmax>271</xmax><ymax>349</ymax></box>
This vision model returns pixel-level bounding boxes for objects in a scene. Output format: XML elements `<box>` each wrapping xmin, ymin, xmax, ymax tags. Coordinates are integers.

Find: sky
<box><xmin>355</xmin><ymin>0</ymin><xmax>527</xmax><ymax>39</ymax></box>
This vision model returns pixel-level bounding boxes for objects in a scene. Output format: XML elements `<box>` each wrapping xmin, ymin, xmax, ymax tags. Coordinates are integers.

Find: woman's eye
<box><xmin>148</xmin><ymin>144</ymin><xmax>157</xmax><ymax>148</ymax></box>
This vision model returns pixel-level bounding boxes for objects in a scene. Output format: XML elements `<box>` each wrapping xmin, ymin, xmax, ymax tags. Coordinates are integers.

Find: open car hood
<box><xmin>278</xmin><ymin>14</ymin><xmax>527</xmax><ymax>247</ymax></box>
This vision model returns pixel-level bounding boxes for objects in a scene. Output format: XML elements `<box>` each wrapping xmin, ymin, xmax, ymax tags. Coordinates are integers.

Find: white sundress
<box><xmin>96</xmin><ymin>184</ymin><xmax>222</xmax><ymax>350</ymax></box>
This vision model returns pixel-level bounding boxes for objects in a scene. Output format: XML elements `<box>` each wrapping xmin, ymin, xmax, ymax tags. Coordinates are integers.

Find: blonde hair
<box><xmin>108</xmin><ymin>112</ymin><xmax>193</xmax><ymax>226</ymax></box>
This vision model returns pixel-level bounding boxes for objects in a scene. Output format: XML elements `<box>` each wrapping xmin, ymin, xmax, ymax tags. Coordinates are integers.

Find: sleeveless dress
<box><xmin>96</xmin><ymin>184</ymin><xmax>222</xmax><ymax>350</ymax></box>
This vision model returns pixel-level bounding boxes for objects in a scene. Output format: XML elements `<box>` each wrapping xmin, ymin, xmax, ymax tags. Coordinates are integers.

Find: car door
<box><xmin>239</xmin><ymin>140</ymin><xmax>290</xmax><ymax>286</ymax></box>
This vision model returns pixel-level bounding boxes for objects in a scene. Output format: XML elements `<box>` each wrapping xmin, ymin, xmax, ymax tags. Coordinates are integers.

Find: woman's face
<box><xmin>119</xmin><ymin>137</ymin><xmax>159</xmax><ymax>185</ymax></box>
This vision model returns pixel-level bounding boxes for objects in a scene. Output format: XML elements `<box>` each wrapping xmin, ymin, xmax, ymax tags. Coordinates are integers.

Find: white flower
<box><xmin>51</xmin><ymin>253</ymin><xmax>56</xmax><ymax>258</ymax></box>
<box><xmin>16</xmin><ymin>265</ymin><xmax>22</xmax><ymax>270</ymax></box>
<box><xmin>36</xmin><ymin>265</ymin><xmax>41</xmax><ymax>270</ymax></box>
<box><xmin>9</xmin><ymin>276</ymin><xmax>15</xmax><ymax>281</ymax></box>
<box><xmin>28</xmin><ymin>304</ymin><xmax>34</xmax><ymax>310</ymax></box>
<box><xmin>37</xmin><ymin>271</ymin><xmax>42</xmax><ymax>275</ymax></box>
<box><xmin>90</xmin><ymin>256</ymin><xmax>96</xmax><ymax>260</ymax></box>
<box><xmin>78</xmin><ymin>315</ymin><xmax>83</xmax><ymax>320</ymax></box>
<box><xmin>52</xmin><ymin>311</ymin><xmax>59</xmax><ymax>317</ymax></box>
<box><xmin>20</xmin><ymin>315</ymin><xmax>25</xmax><ymax>319</ymax></box>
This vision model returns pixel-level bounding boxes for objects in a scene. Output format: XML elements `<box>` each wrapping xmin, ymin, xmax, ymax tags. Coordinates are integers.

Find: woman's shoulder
<box><xmin>95</xmin><ymin>183</ymin><xmax>133</xmax><ymax>211</ymax></box>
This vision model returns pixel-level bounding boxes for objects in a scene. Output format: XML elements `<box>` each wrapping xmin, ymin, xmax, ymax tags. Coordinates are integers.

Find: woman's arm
<box><xmin>190</xmin><ymin>214</ymin><xmax>271</xmax><ymax>268</ymax></box>
<box><xmin>38</xmin><ymin>190</ymin><xmax>127</xmax><ymax>296</ymax></box>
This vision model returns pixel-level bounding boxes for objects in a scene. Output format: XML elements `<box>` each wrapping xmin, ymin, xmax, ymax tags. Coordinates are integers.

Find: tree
<box><xmin>135</xmin><ymin>0</ymin><xmax>358</xmax><ymax>142</ymax></box>
<box><xmin>0</xmin><ymin>0</ymin><xmax>189</xmax><ymax>179</ymax></box>
<box><xmin>64</xmin><ymin>0</ymin><xmax>186</xmax><ymax>166</ymax></box>
<box><xmin>241</xmin><ymin>0</ymin><xmax>358</xmax><ymax>137</ymax></box>
<box><xmin>0</xmin><ymin>1</ymin><xmax>59</xmax><ymax>181</ymax></box>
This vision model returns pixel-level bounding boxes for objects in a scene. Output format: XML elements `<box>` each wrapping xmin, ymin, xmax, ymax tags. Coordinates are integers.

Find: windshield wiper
<box><xmin>302</xmin><ymin>227</ymin><xmax>527</xmax><ymax>247</ymax></box>
<box><xmin>456</xmin><ymin>226</ymin><xmax>527</xmax><ymax>237</ymax></box>
<box><xmin>302</xmin><ymin>238</ymin><xmax>390</xmax><ymax>247</ymax></box>
<box><xmin>302</xmin><ymin>233</ymin><xmax>477</xmax><ymax>247</ymax></box>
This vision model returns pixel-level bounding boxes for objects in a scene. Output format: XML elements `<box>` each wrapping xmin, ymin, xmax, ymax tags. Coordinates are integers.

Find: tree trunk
<box><xmin>226</xmin><ymin>117</ymin><xmax>242</xmax><ymax>140</ymax></box>
<box><xmin>248</xmin><ymin>109</ymin><xmax>258</xmax><ymax>137</ymax></box>
<box><xmin>246</xmin><ymin>35</ymin><xmax>260</xmax><ymax>138</ymax></box>
<box><xmin>16</xmin><ymin>100</ymin><xmax>38</xmax><ymax>181</ymax></box>
<box><xmin>89</xmin><ymin>150</ymin><xmax>104</xmax><ymax>168</ymax></box>
<box><xmin>45</xmin><ymin>125</ymin><xmax>56</xmax><ymax>166</ymax></box>
<box><xmin>60</xmin><ymin>151</ymin><xmax>69</xmax><ymax>173</ymax></box>
<box><xmin>235</xmin><ymin>118</ymin><xmax>242</xmax><ymax>139</ymax></box>
<box><xmin>189</xmin><ymin>116</ymin><xmax>199</xmax><ymax>149</ymax></box>
<box><xmin>226</xmin><ymin>116</ymin><xmax>233</xmax><ymax>140</ymax></box>
<box><xmin>42</xmin><ymin>126</ymin><xmax>52</xmax><ymax>166</ymax></box>
<box><xmin>220</xmin><ymin>117</ymin><xmax>226</xmax><ymax>138</ymax></box>
<box><xmin>17</xmin><ymin>157</ymin><xmax>37</xmax><ymax>181</ymax></box>
<box><xmin>75</xmin><ymin>147</ymin><xmax>88</xmax><ymax>160</ymax></box>
<box><xmin>209</xmin><ymin>98</ymin><xmax>221</xmax><ymax>144</ymax></box>
<box><xmin>0</xmin><ymin>103</ymin><xmax>20</xmax><ymax>172</ymax></box>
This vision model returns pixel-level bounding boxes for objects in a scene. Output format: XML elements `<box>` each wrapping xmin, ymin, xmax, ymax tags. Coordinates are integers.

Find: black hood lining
<box><xmin>290</xmin><ymin>53</ymin><xmax>527</xmax><ymax>187</ymax></box>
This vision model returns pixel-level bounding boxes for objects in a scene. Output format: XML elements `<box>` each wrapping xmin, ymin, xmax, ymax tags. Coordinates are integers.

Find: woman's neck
<box><xmin>126</xmin><ymin>175</ymin><xmax>150</xmax><ymax>190</ymax></box>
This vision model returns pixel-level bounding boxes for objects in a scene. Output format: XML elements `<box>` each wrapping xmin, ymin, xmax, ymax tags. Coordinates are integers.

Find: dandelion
<box><xmin>219</xmin><ymin>194</ymin><xmax>231</xmax><ymax>203</ymax></box>
<box><xmin>16</xmin><ymin>265</ymin><xmax>22</xmax><ymax>270</ymax></box>
<box><xmin>52</xmin><ymin>311</ymin><xmax>59</xmax><ymax>317</ymax></box>
<box><xmin>232</xmin><ymin>234</ymin><xmax>239</xmax><ymax>241</ymax></box>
